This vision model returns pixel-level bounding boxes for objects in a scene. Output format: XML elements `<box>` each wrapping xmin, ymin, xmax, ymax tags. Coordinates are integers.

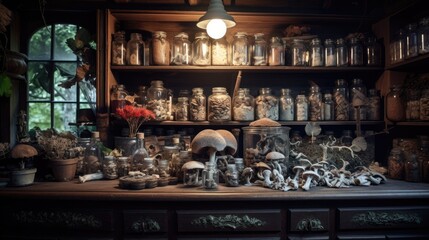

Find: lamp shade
<box><xmin>196</xmin><ymin>0</ymin><xmax>236</xmax><ymax>29</ymax></box>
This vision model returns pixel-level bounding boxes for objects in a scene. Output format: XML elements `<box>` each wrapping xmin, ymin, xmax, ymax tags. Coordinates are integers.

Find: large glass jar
<box><xmin>189</xmin><ymin>87</ymin><xmax>206</xmax><ymax>121</ymax></box>
<box><xmin>310</xmin><ymin>38</ymin><xmax>324</xmax><ymax>67</ymax></box>
<box><xmin>279</xmin><ymin>88</ymin><xmax>294</xmax><ymax>121</ymax></box>
<box><xmin>147</xmin><ymin>80</ymin><xmax>168</xmax><ymax>121</ymax></box>
<box><xmin>336</xmin><ymin>38</ymin><xmax>348</xmax><ymax>66</ymax></box>
<box><xmin>418</xmin><ymin>17</ymin><xmax>429</xmax><ymax>54</ymax></box>
<box><xmin>172</xmin><ymin>32</ymin><xmax>191</xmax><ymax>65</ymax></box>
<box><xmin>308</xmin><ymin>85</ymin><xmax>323</xmax><ymax>121</ymax></box>
<box><xmin>192</xmin><ymin>32</ymin><xmax>211</xmax><ymax>66</ymax></box>
<box><xmin>333</xmin><ymin>79</ymin><xmax>350</xmax><ymax>120</ymax></box>
<box><xmin>296</xmin><ymin>94</ymin><xmax>309</xmax><ymax>121</ymax></box>
<box><xmin>111</xmin><ymin>31</ymin><xmax>126</xmax><ymax>65</ymax></box>
<box><xmin>406</xmin><ymin>89</ymin><xmax>420</xmax><ymax>121</ymax></box>
<box><xmin>365</xmin><ymin>36</ymin><xmax>382</xmax><ymax>66</ymax></box>
<box><xmin>269</xmin><ymin>36</ymin><xmax>284</xmax><ymax>66</ymax></box>
<box><xmin>349</xmin><ymin>37</ymin><xmax>364</xmax><ymax>66</ymax></box>
<box><xmin>211</xmin><ymin>36</ymin><xmax>228</xmax><ymax>65</ymax></box>
<box><xmin>131</xmin><ymin>132</ymin><xmax>149</xmax><ymax>172</ymax></box>
<box><xmin>350</xmin><ymin>78</ymin><xmax>367</xmax><ymax>121</ymax></box>
<box><xmin>420</xmin><ymin>89</ymin><xmax>429</xmax><ymax>120</ymax></box>
<box><xmin>232</xmin><ymin>32</ymin><xmax>250</xmax><ymax>66</ymax></box>
<box><xmin>367</xmin><ymin>89</ymin><xmax>381</xmax><ymax>120</ymax></box>
<box><xmin>110</xmin><ymin>84</ymin><xmax>128</xmax><ymax>114</ymax></box>
<box><xmin>208</xmin><ymin>87</ymin><xmax>231</xmax><ymax>121</ymax></box>
<box><xmin>253</xmin><ymin>33</ymin><xmax>267</xmax><ymax>66</ymax></box>
<box><xmin>175</xmin><ymin>97</ymin><xmax>189</xmax><ymax>121</ymax></box>
<box><xmin>324</xmin><ymin>38</ymin><xmax>336</xmax><ymax>67</ymax></box>
<box><xmin>405</xmin><ymin>23</ymin><xmax>419</xmax><ymax>59</ymax></box>
<box><xmin>388</xmin><ymin>147</ymin><xmax>404</xmax><ymax>180</ymax></box>
<box><xmin>126</xmin><ymin>33</ymin><xmax>144</xmax><ymax>65</ymax></box>
<box><xmin>323</xmin><ymin>93</ymin><xmax>334</xmax><ymax>121</ymax></box>
<box><xmin>291</xmin><ymin>39</ymin><xmax>306</xmax><ymax>66</ymax></box>
<box><xmin>83</xmin><ymin>131</ymin><xmax>103</xmax><ymax>174</ymax></box>
<box><xmin>233</xmin><ymin>88</ymin><xmax>255</xmax><ymax>121</ymax></box>
<box><xmin>152</xmin><ymin>31</ymin><xmax>170</xmax><ymax>66</ymax></box>
<box><xmin>386</xmin><ymin>85</ymin><xmax>405</xmax><ymax>122</ymax></box>
<box><xmin>255</xmin><ymin>87</ymin><xmax>279</xmax><ymax>120</ymax></box>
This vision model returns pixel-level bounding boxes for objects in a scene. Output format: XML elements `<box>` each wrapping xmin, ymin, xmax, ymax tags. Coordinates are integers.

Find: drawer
<box><xmin>177</xmin><ymin>209</ymin><xmax>281</xmax><ymax>233</ymax></box>
<box><xmin>337</xmin><ymin>207</ymin><xmax>429</xmax><ymax>230</ymax></box>
<box><xmin>123</xmin><ymin>210</ymin><xmax>168</xmax><ymax>234</ymax></box>
<box><xmin>288</xmin><ymin>234</ymin><xmax>329</xmax><ymax>240</ymax></box>
<box><xmin>288</xmin><ymin>208</ymin><xmax>330</xmax><ymax>232</ymax></box>
<box><xmin>336</xmin><ymin>234</ymin><xmax>386</xmax><ymax>240</ymax></box>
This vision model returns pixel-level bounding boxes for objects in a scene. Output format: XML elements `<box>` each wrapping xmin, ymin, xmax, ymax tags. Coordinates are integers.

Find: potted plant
<box><xmin>9</xmin><ymin>144</ymin><xmax>38</xmax><ymax>187</ymax></box>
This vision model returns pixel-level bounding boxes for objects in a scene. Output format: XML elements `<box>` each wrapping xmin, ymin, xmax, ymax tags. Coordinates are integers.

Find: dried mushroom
<box><xmin>191</xmin><ymin>129</ymin><xmax>227</xmax><ymax>164</ymax></box>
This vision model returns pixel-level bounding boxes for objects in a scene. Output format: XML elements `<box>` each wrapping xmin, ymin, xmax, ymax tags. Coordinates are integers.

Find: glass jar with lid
<box><xmin>323</xmin><ymin>93</ymin><xmax>334</xmax><ymax>121</ymax></box>
<box><xmin>208</xmin><ymin>87</ymin><xmax>231</xmax><ymax>121</ymax></box>
<box><xmin>211</xmin><ymin>36</ymin><xmax>229</xmax><ymax>65</ymax></box>
<box><xmin>406</xmin><ymin>89</ymin><xmax>420</xmax><ymax>121</ymax></box>
<box><xmin>255</xmin><ymin>87</ymin><xmax>279</xmax><ymax>120</ymax></box>
<box><xmin>310</xmin><ymin>38</ymin><xmax>324</xmax><ymax>67</ymax></box>
<box><xmin>333</xmin><ymin>79</ymin><xmax>350</xmax><ymax>120</ymax></box>
<box><xmin>131</xmin><ymin>132</ymin><xmax>149</xmax><ymax>172</ymax></box>
<box><xmin>175</xmin><ymin>97</ymin><xmax>189</xmax><ymax>121</ymax></box>
<box><xmin>308</xmin><ymin>85</ymin><xmax>323</xmax><ymax>121</ymax></box>
<box><xmin>292</xmin><ymin>39</ymin><xmax>306</xmax><ymax>66</ymax></box>
<box><xmin>232</xmin><ymin>32</ymin><xmax>250</xmax><ymax>66</ymax></box>
<box><xmin>350</xmin><ymin>78</ymin><xmax>367</xmax><ymax>120</ymax></box>
<box><xmin>111</xmin><ymin>31</ymin><xmax>126</xmax><ymax>65</ymax></box>
<box><xmin>152</xmin><ymin>31</ymin><xmax>170</xmax><ymax>66</ymax></box>
<box><xmin>192</xmin><ymin>32</ymin><xmax>211</xmax><ymax>66</ymax></box>
<box><xmin>394</xmin><ymin>29</ymin><xmax>406</xmax><ymax>63</ymax></box>
<box><xmin>405</xmin><ymin>23</ymin><xmax>419</xmax><ymax>59</ymax></box>
<box><xmin>418</xmin><ymin>17</ymin><xmax>429</xmax><ymax>54</ymax></box>
<box><xmin>349</xmin><ymin>37</ymin><xmax>364</xmax><ymax>66</ymax></box>
<box><xmin>269</xmin><ymin>36</ymin><xmax>284</xmax><ymax>66</ymax></box>
<box><xmin>367</xmin><ymin>89</ymin><xmax>381</xmax><ymax>120</ymax></box>
<box><xmin>126</xmin><ymin>33</ymin><xmax>144</xmax><ymax>65</ymax></box>
<box><xmin>116</xmin><ymin>156</ymin><xmax>130</xmax><ymax>177</ymax></box>
<box><xmin>102</xmin><ymin>156</ymin><xmax>118</xmax><ymax>180</ymax></box>
<box><xmin>233</xmin><ymin>88</ymin><xmax>255</xmax><ymax>121</ymax></box>
<box><xmin>253</xmin><ymin>33</ymin><xmax>267</xmax><ymax>66</ymax></box>
<box><xmin>295</xmin><ymin>94</ymin><xmax>308</xmax><ymax>121</ymax></box>
<box><xmin>324</xmin><ymin>38</ymin><xmax>336</xmax><ymax>67</ymax></box>
<box><xmin>336</xmin><ymin>38</ymin><xmax>348</xmax><ymax>66</ymax></box>
<box><xmin>386</xmin><ymin>85</ymin><xmax>405</xmax><ymax>122</ymax></box>
<box><xmin>147</xmin><ymin>80</ymin><xmax>168</xmax><ymax>121</ymax></box>
<box><xmin>110</xmin><ymin>84</ymin><xmax>128</xmax><ymax>114</ymax></box>
<box><xmin>420</xmin><ymin>89</ymin><xmax>429</xmax><ymax>120</ymax></box>
<box><xmin>279</xmin><ymin>88</ymin><xmax>294</xmax><ymax>121</ymax></box>
<box><xmin>172</xmin><ymin>32</ymin><xmax>191</xmax><ymax>65</ymax></box>
<box><xmin>365</xmin><ymin>36</ymin><xmax>382</xmax><ymax>66</ymax></box>
<box><xmin>83</xmin><ymin>131</ymin><xmax>103</xmax><ymax>174</ymax></box>
<box><xmin>190</xmin><ymin>87</ymin><xmax>206</xmax><ymax>121</ymax></box>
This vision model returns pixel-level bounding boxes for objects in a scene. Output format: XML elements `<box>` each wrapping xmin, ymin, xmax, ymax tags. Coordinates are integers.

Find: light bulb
<box><xmin>206</xmin><ymin>19</ymin><xmax>227</xmax><ymax>39</ymax></box>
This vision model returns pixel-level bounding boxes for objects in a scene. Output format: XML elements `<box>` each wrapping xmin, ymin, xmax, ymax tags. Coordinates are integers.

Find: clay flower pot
<box><xmin>50</xmin><ymin>158</ymin><xmax>78</xmax><ymax>182</ymax></box>
<box><xmin>8</xmin><ymin>168</ymin><xmax>37</xmax><ymax>187</ymax></box>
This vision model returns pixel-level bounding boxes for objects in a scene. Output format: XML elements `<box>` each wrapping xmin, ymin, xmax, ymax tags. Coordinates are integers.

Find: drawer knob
<box><xmin>131</xmin><ymin>218</ymin><xmax>161</xmax><ymax>233</ymax></box>
<box><xmin>296</xmin><ymin>217</ymin><xmax>325</xmax><ymax>231</ymax></box>
<box><xmin>191</xmin><ymin>214</ymin><xmax>266</xmax><ymax>229</ymax></box>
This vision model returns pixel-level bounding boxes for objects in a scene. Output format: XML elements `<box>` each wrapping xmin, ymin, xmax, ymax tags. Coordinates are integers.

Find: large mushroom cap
<box><xmin>302</xmin><ymin>170</ymin><xmax>320</xmax><ymax>181</ymax></box>
<box><xmin>265</xmin><ymin>151</ymin><xmax>285</xmax><ymax>161</ymax></box>
<box><xmin>181</xmin><ymin>160</ymin><xmax>205</xmax><ymax>171</ymax></box>
<box><xmin>215</xmin><ymin>129</ymin><xmax>237</xmax><ymax>155</ymax></box>
<box><xmin>255</xmin><ymin>161</ymin><xmax>271</xmax><ymax>170</ymax></box>
<box><xmin>249</xmin><ymin>118</ymin><xmax>281</xmax><ymax>127</ymax></box>
<box><xmin>11</xmin><ymin>144</ymin><xmax>38</xmax><ymax>159</ymax></box>
<box><xmin>191</xmin><ymin>129</ymin><xmax>227</xmax><ymax>155</ymax></box>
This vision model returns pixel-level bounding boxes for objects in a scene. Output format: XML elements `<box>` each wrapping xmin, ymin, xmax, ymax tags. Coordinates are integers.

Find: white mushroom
<box><xmin>191</xmin><ymin>129</ymin><xmax>226</xmax><ymax>165</ymax></box>
<box><xmin>11</xmin><ymin>144</ymin><xmax>38</xmax><ymax>169</ymax></box>
<box><xmin>255</xmin><ymin>161</ymin><xmax>271</xmax><ymax>179</ymax></box>
<box><xmin>301</xmin><ymin>170</ymin><xmax>320</xmax><ymax>191</ymax></box>
<box><xmin>181</xmin><ymin>160</ymin><xmax>205</xmax><ymax>186</ymax></box>
<box><xmin>265</xmin><ymin>151</ymin><xmax>285</xmax><ymax>173</ymax></box>
<box><xmin>79</xmin><ymin>172</ymin><xmax>103</xmax><ymax>183</ymax></box>
<box><xmin>215</xmin><ymin>129</ymin><xmax>237</xmax><ymax>156</ymax></box>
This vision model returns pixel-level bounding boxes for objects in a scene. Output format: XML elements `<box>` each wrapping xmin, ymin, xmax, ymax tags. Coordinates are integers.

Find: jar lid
<box><xmin>152</xmin><ymin>31</ymin><xmax>167</xmax><ymax>38</ymax></box>
<box><xmin>235</xmin><ymin>32</ymin><xmax>248</xmax><ymax>36</ymax></box>
<box><xmin>192</xmin><ymin>87</ymin><xmax>204</xmax><ymax>93</ymax></box>
<box><xmin>91</xmin><ymin>131</ymin><xmax>100</xmax><ymax>138</ymax></box>
<box><xmin>195</xmin><ymin>32</ymin><xmax>208</xmax><ymax>38</ymax></box>
<box><xmin>336</xmin><ymin>38</ymin><xmax>345</xmax><ymax>45</ymax></box>
<box><xmin>175</xmin><ymin>32</ymin><xmax>189</xmax><ymax>38</ymax></box>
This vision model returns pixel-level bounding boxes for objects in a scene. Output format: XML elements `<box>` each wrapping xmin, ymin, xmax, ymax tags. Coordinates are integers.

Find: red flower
<box><xmin>116</xmin><ymin>105</ymin><xmax>155</xmax><ymax>137</ymax></box>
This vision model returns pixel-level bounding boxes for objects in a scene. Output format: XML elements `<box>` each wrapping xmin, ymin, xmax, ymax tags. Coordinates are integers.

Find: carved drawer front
<box><xmin>288</xmin><ymin>208</ymin><xmax>330</xmax><ymax>232</ymax></box>
<box><xmin>177</xmin><ymin>209</ymin><xmax>281</xmax><ymax>232</ymax></box>
<box><xmin>337</xmin><ymin>207</ymin><xmax>429</xmax><ymax>230</ymax></box>
<box><xmin>123</xmin><ymin>210</ymin><xmax>168</xmax><ymax>234</ymax></box>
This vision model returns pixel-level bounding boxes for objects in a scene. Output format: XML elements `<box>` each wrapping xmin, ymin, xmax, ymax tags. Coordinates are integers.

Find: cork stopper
<box><xmin>137</xmin><ymin>132</ymin><xmax>145</xmax><ymax>139</ymax></box>
<box><xmin>91</xmin><ymin>131</ymin><xmax>99</xmax><ymax>138</ymax></box>
<box><xmin>173</xmin><ymin>137</ymin><xmax>180</xmax><ymax>144</ymax></box>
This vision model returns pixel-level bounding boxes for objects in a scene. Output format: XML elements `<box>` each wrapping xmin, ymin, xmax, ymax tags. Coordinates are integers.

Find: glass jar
<box><xmin>152</xmin><ymin>31</ymin><xmax>170</xmax><ymax>66</ymax></box>
<box><xmin>225</xmin><ymin>164</ymin><xmax>240</xmax><ymax>187</ymax></box>
<box><xmin>202</xmin><ymin>161</ymin><xmax>219</xmax><ymax>189</ymax></box>
<box><xmin>333</xmin><ymin>79</ymin><xmax>350</xmax><ymax>120</ymax></box>
<box><xmin>192</xmin><ymin>32</ymin><xmax>211</xmax><ymax>66</ymax></box>
<box><xmin>405</xmin><ymin>23</ymin><xmax>419</xmax><ymax>59</ymax></box>
<box><xmin>255</xmin><ymin>87</ymin><xmax>279</xmax><ymax>120</ymax></box>
<box><xmin>388</xmin><ymin>147</ymin><xmax>404</xmax><ymax>180</ymax></box>
<box><xmin>110</xmin><ymin>84</ymin><xmax>128</xmax><ymax>114</ymax></box>
<box><xmin>126</xmin><ymin>33</ymin><xmax>144</xmax><ymax>65</ymax></box>
<box><xmin>349</xmin><ymin>37</ymin><xmax>363</xmax><ymax>66</ymax></box>
<box><xmin>386</xmin><ymin>85</ymin><xmax>405</xmax><ymax>122</ymax></box>
<box><xmin>308</xmin><ymin>85</ymin><xmax>323</xmax><ymax>121</ymax></box>
<box><xmin>116</xmin><ymin>156</ymin><xmax>130</xmax><ymax>177</ymax></box>
<box><xmin>324</xmin><ymin>38</ymin><xmax>336</xmax><ymax>67</ymax></box>
<box><xmin>211</xmin><ymin>36</ymin><xmax>229</xmax><ymax>65</ymax></box>
<box><xmin>232</xmin><ymin>32</ymin><xmax>250</xmax><ymax>66</ymax></box>
<box><xmin>418</xmin><ymin>17</ymin><xmax>429</xmax><ymax>54</ymax></box>
<box><xmin>340</xmin><ymin>130</ymin><xmax>353</xmax><ymax>146</ymax></box>
<box><xmin>83</xmin><ymin>131</ymin><xmax>103</xmax><ymax>174</ymax></box>
<box><xmin>147</xmin><ymin>80</ymin><xmax>168</xmax><ymax>121</ymax></box>
<box><xmin>136</xmin><ymin>85</ymin><xmax>148</xmax><ymax>106</ymax></box>
<box><xmin>406</xmin><ymin>89</ymin><xmax>420</xmax><ymax>121</ymax></box>
<box><xmin>336</xmin><ymin>38</ymin><xmax>348</xmax><ymax>66</ymax></box>
<box><xmin>175</xmin><ymin>97</ymin><xmax>189</xmax><ymax>121</ymax></box>
<box><xmin>292</xmin><ymin>39</ymin><xmax>306</xmax><ymax>66</ymax></box>
<box><xmin>102</xmin><ymin>156</ymin><xmax>118</xmax><ymax>180</ymax></box>
<box><xmin>394</xmin><ymin>29</ymin><xmax>406</xmax><ymax>63</ymax></box>
<box><xmin>233</xmin><ymin>88</ymin><xmax>255</xmax><ymax>121</ymax></box>
<box><xmin>172</xmin><ymin>32</ymin><xmax>191</xmax><ymax>65</ymax></box>
<box><xmin>296</xmin><ymin>94</ymin><xmax>308</xmax><ymax>121</ymax></box>
<box><xmin>367</xmin><ymin>89</ymin><xmax>381</xmax><ymax>121</ymax></box>
<box><xmin>208</xmin><ymin>87</ymin><xmax>231</xmax><ymax>121</ymax></box>
<box><xmin>131</xmin><ymin>132</ymin><xmax>149</xmax><ymax>172</ymax></box>
<box><xmin>365</xmin><ymin>36</ymin><xmax>381</xmax><ymax>66</ymax></box>
<box><xmin>269</xmin><ymin>36</ymin><xmax>284</xmax><ymax>66</ymax></box>
<box><xmin>111</xmin><ymin>31</ymin><xmax>126</xmax><ymax>65</ymax></box>
<box><xmin>253</xmin><ymin>33</ymin><xmax>267</xmax><ymax>66</ymax></box>
<box><xmin>350</xmin><ymin>78</ymin><xmax>367</xmax><ymax>121</ymax></box>
<box><xmin>279</xmin><ymin>88</ymin><xmax>294</xmax><ymax>121</ymax></box>
<box><xmin>310</xmin><ymin>38</ymin><xmax>324</xmax><ymax>67</ymax></box>
<box><xmin>189</xmin><ymin>87</ymin><xmax>206</xmax><ymax>121</ymax></box>
<box><xmin>323</xmin><ymin>93</ymin><xmax>334</xmax><ymax>121</ymax></box>
<box><xmin>404</xmin><ymin>152</ymin><xmax>421</xmax><ymax>182</ymax></box>
<box><xmin>420</xmin><ymin>89</ymin><xmax>429</xmax><ymax>120</ymax></box>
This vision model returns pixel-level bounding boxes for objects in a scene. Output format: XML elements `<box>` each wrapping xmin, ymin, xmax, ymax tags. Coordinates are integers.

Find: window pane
<box><xmin>79</xmin><ymin>80</ymin><xmax>96</xmax><ymax>112</ymax></box>
<box><xmin>27</xmin><ymin>62</ymin><xmax>51</xmax><ymax>101</ymax></box>
<box><xmin>54</xmin><ymin>62</ymin><xmax>77</xmax><ymax>101</ymax></box>
<box><xmin>54</xmin><ymin>24</ymin><xmax>77</xmax><ymax>60</ymax></box>
<box><xmin>54</xmin><ymin>103</ymin><xmax>77</xmax><ymax>131</ymax></box>
<box><xmin>28</xmin><ymin>26</ymin><xmax>52</xmax><ymax>60</ymax></box>
<box><xmin>29</xmin><ymin>102</ymin><xmax>51</xmax><ymax>130</ymax></box>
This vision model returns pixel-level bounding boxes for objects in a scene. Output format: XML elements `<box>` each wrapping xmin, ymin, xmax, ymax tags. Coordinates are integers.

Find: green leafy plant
<box><xmin>0</xmin><ymin>73</ymin><xmax>12</xmax><ymax>97</ymax></box>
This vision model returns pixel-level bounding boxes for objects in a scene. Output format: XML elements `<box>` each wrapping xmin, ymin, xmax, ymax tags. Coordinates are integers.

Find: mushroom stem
<box><xmin>208</xmin><ymin>148</ymin><xmax>217</xmax><ymax>165</ymax></box>
<box><xmin>302</xmin><ymin>176</ymin><xmax>313</xmax><ymax>191</ymax></box>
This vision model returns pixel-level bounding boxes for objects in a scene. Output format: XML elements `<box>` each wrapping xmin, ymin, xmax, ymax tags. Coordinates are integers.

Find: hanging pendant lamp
<box><xmin>196</xmin><ymin>0</ymin><xmax>236</xmax><ymax>39</ymax></box>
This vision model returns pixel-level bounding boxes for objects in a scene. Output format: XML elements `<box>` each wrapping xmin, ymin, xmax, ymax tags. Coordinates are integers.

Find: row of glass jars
<box><xmin>386</xmin><ymin>86</ymin><xmax>429</xmax><ymax>122</ymax></box>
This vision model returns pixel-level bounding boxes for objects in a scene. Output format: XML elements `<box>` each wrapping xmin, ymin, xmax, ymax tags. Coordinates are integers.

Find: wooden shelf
<box><xmin>386</xmin><ymin>54</ymin><xmax>429</xmax><ymax>72</ymax></box>
<box><xmin>141</xmin><ymin>120</ymin><xmax>384</xmax><ymax>126</ymax></box>
<box><xmin>389</xmin><ymin>121</ymin><xmax>429</xmax><ymax>126</ymax></box>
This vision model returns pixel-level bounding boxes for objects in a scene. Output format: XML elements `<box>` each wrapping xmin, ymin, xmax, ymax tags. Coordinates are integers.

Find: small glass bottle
<box><xmin>175</xmin><ymin>97</ymin><xmax>189</xmax><ymax>121</ymax></box>
<box><xmin>349</xmin><ymin>37</ymin><xmax>363</xmax><ymax>66</ymax></box>
<box><xmin>418</xmin><ymin>17</ymin><xmax>429</xmax><ymax>54</ymax></box>
<box><xmin>406</xmin><ymin>89</ymin><xmax>420</xmax><ymax>121</ymax></box>
<box><xmin>233</xmin><ymin>88</ymin><xmax>255</xmax><ymax>121</ymax></box>
<box><xmin>202</xmin><ymin>161</ymin><xmax>219</xmax><ymax>189</ymax></box>
<box><xmin>83</xmin><ymin>131</ymin><xmax>103</xmax><ymax>174</ymax></box>
<box><xmin>365</xmin><ymin>36</ymin><xmax>381</xmax><ymax>66</ymax></box>
<box><xmin>279</xmin><ymin>88</ymin><xmax>294</xmax><ymax>121</ymax></box>
<box><xmin>324</xmin><ymin>38</ymin><xmax>336</xmax><ymax>67</ymax></box>
<box><xmin>126</xmin><ymin>33</ymin><xmax>144</xmax><ymax>65</ymax></box>
<box><xmin>110</xmin><ymin>84</ymin><xmax>128</xmax><ymax>114</ymax></box>
<box><xmin>420</xmin><ymin>89</ymin><xmax>429</xmax><ymax>121</ymax></box>
<box><xmin>405</xmin><ymin>23</ymin><xmax>419</xmax><ymax>59</ymax></box>
<box><xmin>269</xmin><ymin>36</ymin><xmax>285</xmax><ymax>66</ymax></box>
<box><xmin>147</xmin><ymin>80</ymin><xmax>168</xmax><ymax>121</ymax></box>
<box><xmin>394</xmin><ymin>29</ymin><xmax>406</xmax><ymax>63</ymax></box>
<box><xmin>232</xmin><ymin>32</ymin><xmax>250</xmax><ymax>66</ymax></box>
<box><xmin>102</xmin><ymin>156</ymin><xmax>118</xmax><ymax>180</ymax></box>
<box><xmin>131</xmin><ymin>132</ymin><xmax>149</xmax><ymax>172</ymax></box>
<box><xmin>296</xmin><ymin>94</ymin><xmax>308</xmax><ymax>121</ymax></box>
<box><xmin>111</xmin><ymin>31</ymin><xmax>126</xmax><ymax>65</ymax></box>
<box><xmin>340</xmin><ymin>130</ymin><xmax>353</xmax><ymax>146</ymax></box>
<box><xmin>225</xmin><ymin>164</ymin><xmax>239</xmax><ymax>187</ymax></box>
<box><xmin>333</xmin><ymin>79</ymin><xmax>350</xmax><ymax>120</ymax></box>
<box><xmin>189</xmin><ymin>87</ymin><xmax>206</xmax><ymax>121</ymax></box>
<box><xmin>310</xmin><ymin>38</ymin><xmax>324</xmax><ymax>67</ymax></box>
<box><xmin>292</xmin><ymin>39</ymin><xmax>306</xmax><ymax>66</ymax></box>
<box><xmin>255</xmin><ymin>87</ymin><xmax>279</xmax><ymax>120</ymax></box>
<box><xmin>386</xmin><ymin>85</ymin><xmax>405</xmax><ymax>122</ymax></box>
<box><xmin>253</xmin><ymin>33</ymin><xmax>267</xmax><ymax>66</ymax></box>
<box><xmin>336</xmin><ymin>38</ymin><xmax>348</xmax><ymax>66</ymax></box>
<box><xmin>172</xmin><ymin>32</ymin><xmax>191</xmax><ymax>65</ymax></box>
<box><xmin>211</xmin><ymin>36</ymin><xmax>229</xmax><ymax>65</ymax></box>
<box><xmin>192</xmin><ymin>32</ymin><xmax>211</xmax><ymax>66</ymax></box>
<box><xmin>388</xmin><ymin>147</ymin><xmax>404</xmax><ymax>180</ymax></box>
<box><xmin>152</xmin><ymin>31</ymin><xmax>170</xmax><ymax>66</ymax></box>
<box><xmin>308</xmin><ymin>85</ymin><xmax>323</xmax><ymax>121</ymax></box>
<box><xmin>116</xmin><ymin>156</ymin><xmax>130</xmax><ymax>177</ymax></box>
<box><xmin>323</xmin><ymin>93</ymin><xmax>334</xmax><ymax>121</ymax></box>
<box><xmin>350</xmin><ymin>78</ymin><xmax>367</xmax><ymax>121</ymax></box>
<box><xmin>404</xmin><ymin>152</ymin><xmax>421</xmax><ymax>182</ymax></box>
<box><xmin>208</xmin><ymin>87</ymin><xmax>231</xmax><ymax>121</ymax></box>
<box><xmin>367</xmin><ymin>89</ymin><xmax>381</xmax><ymax>121</ymax></box>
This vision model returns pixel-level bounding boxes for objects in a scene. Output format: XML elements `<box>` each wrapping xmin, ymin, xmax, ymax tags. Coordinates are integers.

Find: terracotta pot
<box><xmin>8</xmin><ymin>168</ymin><xmax>37</xmax><ymax>187</ymax></box>
<box><xmin>4</xmin><ymin>50</ymin><xmax>28</xmax><ymax>78</ymax></box>
<box><xmin>50</xmin><ymin>158</ymin><xmax>78</xmax><ymax>182</ymax></box>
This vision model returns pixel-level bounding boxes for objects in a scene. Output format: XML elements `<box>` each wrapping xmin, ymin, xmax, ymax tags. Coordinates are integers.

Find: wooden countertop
<box><xmin>1</xmin><ymin>179</ymin><xmax>428</xmax><ymax>202</ymax></box>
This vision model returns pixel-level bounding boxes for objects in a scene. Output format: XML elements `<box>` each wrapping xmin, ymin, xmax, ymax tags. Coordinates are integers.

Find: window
<box><xmin>27</xmin><ymin>24</ymin><xmax>96</xmax><ymax>131</ymax></box>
